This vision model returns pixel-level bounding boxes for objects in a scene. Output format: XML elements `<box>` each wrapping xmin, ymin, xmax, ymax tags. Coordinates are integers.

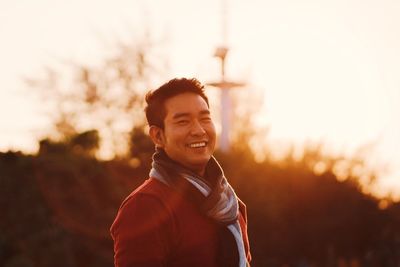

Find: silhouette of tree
<box><xmin>2</xmin><ymin>135</ymin><xmax>400</xmax><ymax>267</ymax></box>
<box><xmin>26</xmin><ymin>35</ymin><xmax>168</xmax><ymax>158</ymax></box>
<box><xmin>39</xmin><ymin>130</ymin><xmax>99</xmax><ymax>158</ymax></box>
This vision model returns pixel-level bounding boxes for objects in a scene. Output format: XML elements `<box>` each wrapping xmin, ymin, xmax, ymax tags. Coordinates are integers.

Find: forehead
<box><xmin>164</xmin><ymin>92</ymin><xmax>209</xmax><ymax>118</ymax></box>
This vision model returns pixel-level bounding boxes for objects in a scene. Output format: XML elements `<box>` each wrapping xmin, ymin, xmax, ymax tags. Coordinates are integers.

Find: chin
<box><xmin>186</xmin><ymin>156</ymin><xmax>209</xmax><ymax>166</ymax></box>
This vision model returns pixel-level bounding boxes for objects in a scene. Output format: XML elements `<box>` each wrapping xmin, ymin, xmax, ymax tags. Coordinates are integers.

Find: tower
<box><xmin>207</xmin><ymin>0</ymin><xmax>245</xmax><ymax>152</ymax></box>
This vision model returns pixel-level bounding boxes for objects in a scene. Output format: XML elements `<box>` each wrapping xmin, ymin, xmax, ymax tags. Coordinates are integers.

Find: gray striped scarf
<box><xmin>149</xmin><ymin>148</ymin><xmax>247</xmax><ymax>267</ymax></box>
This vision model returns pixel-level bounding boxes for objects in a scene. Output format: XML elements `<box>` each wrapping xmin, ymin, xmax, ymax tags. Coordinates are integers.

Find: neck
<box><xmin>184</xmin><ymin>164</ymin><xmax>206</xmax><ymax>177</ymax></box>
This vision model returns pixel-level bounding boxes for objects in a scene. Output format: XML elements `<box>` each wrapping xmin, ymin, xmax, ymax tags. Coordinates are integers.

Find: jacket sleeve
<box><xmin>110</xmin><ymin>193</ymin><xmax>175</xmax><ymax>267</ymax></box>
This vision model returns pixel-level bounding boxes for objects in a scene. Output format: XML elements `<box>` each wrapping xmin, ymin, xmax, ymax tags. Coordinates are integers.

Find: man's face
<box><xmin>154</xmin><ymin>92</ymin><xmax>216</xmax><ymax>176</ymax></box>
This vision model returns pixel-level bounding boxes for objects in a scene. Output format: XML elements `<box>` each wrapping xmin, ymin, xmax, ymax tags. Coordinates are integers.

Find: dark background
<box><xmin>1</xmin><ymin>129</ymin><xmax>400</xmax><ymax>267</ymax></box>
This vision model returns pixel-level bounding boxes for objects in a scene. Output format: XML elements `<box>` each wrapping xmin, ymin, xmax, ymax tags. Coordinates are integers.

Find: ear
<box><xmin>149</xmin><ymin>125</ymin><xmax>165</xmax><ymax>148</ymax></box>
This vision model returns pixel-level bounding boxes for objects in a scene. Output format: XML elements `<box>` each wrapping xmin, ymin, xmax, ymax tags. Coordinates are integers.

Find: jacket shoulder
<box><xmin>110</xmin><ymin>178</ymin><xmax>179</xmax><ymax>266</ymax></box>
<box><xmin>119</xmin><ymin>177</ymin><xmax>170</xmax><ymax>205</ymax></box>
<box><xmin>111</xmin><ymin>178</ymin><xmax>173</xmax><ymax>230</ymax></box>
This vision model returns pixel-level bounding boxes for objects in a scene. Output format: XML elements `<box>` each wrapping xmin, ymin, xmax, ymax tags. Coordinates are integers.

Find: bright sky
<box><xmin>1</xmin><ymin>0</ymin><xmax>399</xmax><ymax>199</ymax></box>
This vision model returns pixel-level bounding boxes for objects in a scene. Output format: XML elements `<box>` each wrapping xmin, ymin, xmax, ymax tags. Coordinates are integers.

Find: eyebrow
<box><xmin>172</xmin><ymin>110</ymin><xmax>210</xmax><ymax>120</ymax></box>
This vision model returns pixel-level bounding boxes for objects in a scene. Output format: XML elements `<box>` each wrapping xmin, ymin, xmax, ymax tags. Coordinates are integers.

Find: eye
<box><xmin>201</xmin><ymin>116</ymin><xmax>212</xmax><ymax>122</ymax></box>
<box><xmin>177</xmin><ymin>120</ymin><xmax>189</xmax><ymax>125</ymax></box>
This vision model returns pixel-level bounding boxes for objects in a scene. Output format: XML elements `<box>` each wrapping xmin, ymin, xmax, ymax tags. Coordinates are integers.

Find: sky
<box><xmin>1</xmin><ymin>0</ymin><xmax>399</xmax><ymax>199</ymax></box>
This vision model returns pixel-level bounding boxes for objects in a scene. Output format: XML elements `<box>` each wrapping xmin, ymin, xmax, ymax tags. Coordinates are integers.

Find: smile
<box><xmin>189</xmin><ymin>142</ymin><xmax>207</xmax><ymax>148</ymax></box>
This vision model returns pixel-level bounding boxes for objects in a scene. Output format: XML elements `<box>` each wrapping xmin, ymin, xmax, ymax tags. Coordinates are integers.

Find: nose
<box><xmin>190</xmin><ymin>120</ymin><xmax>206</xmax><ymax>136</ymax></box>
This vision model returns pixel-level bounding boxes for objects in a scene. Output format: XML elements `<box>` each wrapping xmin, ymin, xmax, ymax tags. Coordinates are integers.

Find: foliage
<box><xmin>2</xmin><ymin>133</ymin><xmax>400</xmax><ymax>267</ymax></box>
<box><xmin>218</xmin><ymin>148</ymin><xmax>388</xmax><ymax>266</ymax></box>
<box><xmin>39</xmin><ymin>130</ymin><xmax>100</xmax><ymax>157</ymax></box>
<box><xmin>26</xmin><ymin>36</ymin><xmax>168</xmax><ymax>158</ymax></box>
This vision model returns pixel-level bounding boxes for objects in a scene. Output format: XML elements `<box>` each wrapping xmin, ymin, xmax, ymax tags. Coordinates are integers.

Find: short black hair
<box><xmin>145</xmin><ymin>78</ymin><xmax>209</xmax><ymax>128</ymax></box>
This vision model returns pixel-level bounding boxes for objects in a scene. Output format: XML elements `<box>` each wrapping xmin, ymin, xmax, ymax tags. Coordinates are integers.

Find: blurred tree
<box><xmin>217</xmin><ymin>143</ymin><xmax>386</xmax><ymax>267</ymax></box>
<box><xmin>26</xmin><ymin>34</ymin><xmax>169</xmax><ymax>158</ymax></box>
<box><xmin>0</xmin><ymin>152</ymin><xmax>76</xmax><ymax>267</ymax></box>
<box><xmin>69</xmin><ymin>129</ymin><xmax>100</xmax><ymax>156</ymax></box>
<box><xmin>2</xmin><ymin>138</ymin><xmax>399</xmax><ymax>267</ymax></box>
<box><xmin>128</xmin><ymin>126</ymin><xmax>154</xmax><ymax>170</ymax></box>
<box><xmin>38</xmin><ymin>130</ymin><xmax>99</xmax><ymax>158</ymax></box>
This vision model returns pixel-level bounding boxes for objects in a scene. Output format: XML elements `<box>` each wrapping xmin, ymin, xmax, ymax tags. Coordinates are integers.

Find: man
<box><xmin>110</xmin><ymin>78</ymin><xmax>251</xmax><ymax>267</ymax></box>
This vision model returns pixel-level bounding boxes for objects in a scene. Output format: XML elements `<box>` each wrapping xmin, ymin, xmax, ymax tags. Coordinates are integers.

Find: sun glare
<box><xmin>0</xmin><ymin>0</ymin><xmax>399</xmax><ymax>197</ymax></box>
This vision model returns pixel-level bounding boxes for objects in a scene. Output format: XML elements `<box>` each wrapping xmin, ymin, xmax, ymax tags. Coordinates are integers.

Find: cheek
<box><xmin>164</xmin><ymin>127</ymin><xmax>187</xmax><ymax>144</ymax></box>
<box><xmin>206</xmin><ymin>124</ymin><xmax>216</xmax><ymax>137</ymax></box>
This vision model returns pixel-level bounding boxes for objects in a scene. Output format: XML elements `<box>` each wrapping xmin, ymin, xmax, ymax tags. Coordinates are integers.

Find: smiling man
<box><xmin>110</xmin><ymin>78</ymin><xmax>251</xmax><ymax>267</ymax></box>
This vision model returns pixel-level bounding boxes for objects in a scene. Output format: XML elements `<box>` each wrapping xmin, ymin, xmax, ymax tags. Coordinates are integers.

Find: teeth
<box><xmin>189</xmin><ymin>142</ymin><xmax>206</xmax><ymax>148</ymax></box>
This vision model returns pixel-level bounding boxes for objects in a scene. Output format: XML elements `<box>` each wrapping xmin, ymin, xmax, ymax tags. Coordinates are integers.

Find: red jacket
<box><xmin>110</xmin><ymin>178</ymin><xmax>251</xmax><ymax>267</ymax></box>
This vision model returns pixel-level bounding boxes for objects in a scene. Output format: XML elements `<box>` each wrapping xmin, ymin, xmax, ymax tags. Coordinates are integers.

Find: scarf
<box><xmin>149</xmin><ymin>148</ymin><xmax>247</xmax><ymax>267</ymax></box>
